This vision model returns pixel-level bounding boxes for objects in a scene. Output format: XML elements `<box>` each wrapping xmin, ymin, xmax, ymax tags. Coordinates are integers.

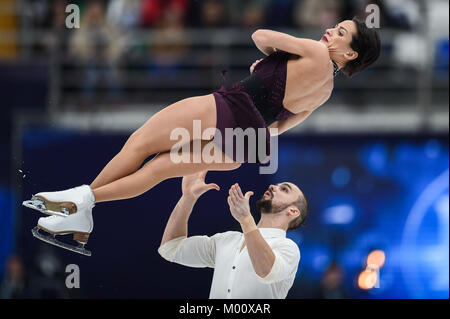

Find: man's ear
<box><xmin>287</xmin><ymin>206</ymin><xmax>300</xmax><ymax>218</ymax></box>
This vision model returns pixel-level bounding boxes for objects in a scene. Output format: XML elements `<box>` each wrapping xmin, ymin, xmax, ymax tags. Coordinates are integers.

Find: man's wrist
<box><xmin>181</xmin><ymin>194</ymin><xmax>198</xmax><ymax>201</ymax></box>
<box><xmin>180</xmin><ymin>194</ymin><xmax>198</xmax><ymax>204</ymax></box>
<box><xmin>239</xmin><ymin>214</ymin><xmax>257</xmax><ymax>234</ymax></box>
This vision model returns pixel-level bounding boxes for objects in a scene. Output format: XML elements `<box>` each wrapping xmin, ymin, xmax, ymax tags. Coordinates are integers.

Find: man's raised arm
<box><xmin>227</xmin><ymin>184</ymin><xmax>275</xmax><ymax>278</ymax></box>
<box><xmin>158</xmin><ymin>171</ymin><xmax>219</xmax><ymax>264</ymax></box>
<box><xmin>160</xmin><ymin>195</ymin><xmax>196</xmax><ymax>247</ymax></box>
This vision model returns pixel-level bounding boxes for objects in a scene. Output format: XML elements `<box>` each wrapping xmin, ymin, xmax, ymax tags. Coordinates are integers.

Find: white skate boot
<box><xmin>23</xmin><ymin>185</ymin><xmax>95</xmax><ymax>217</ymax></box>
<box><xmin>32</xmin><ymin>205</ymin><xmax>94</xmax><ymax>256</ymax></box>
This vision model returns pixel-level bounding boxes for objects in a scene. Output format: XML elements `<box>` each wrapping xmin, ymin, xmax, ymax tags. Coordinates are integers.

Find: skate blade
<box><xmin>23</xmin><ymin>197</ymin><xmax>70</xmax><ymax>217</ymax></box>
<box><xmin>31</xmin><ymin>226</ymin><xmax>92</xmax><ymax>257</ymax></box>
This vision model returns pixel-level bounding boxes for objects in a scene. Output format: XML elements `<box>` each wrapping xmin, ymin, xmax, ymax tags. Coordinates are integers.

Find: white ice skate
<box><xmin>23</xmin><ymin>185</ymin><xmax>95</xmax><ymax>217</ymax></box>
<box><xmin>32</xmin><ymin>205</ymin><xmax>94</xmax><ymax>256</ymax></box>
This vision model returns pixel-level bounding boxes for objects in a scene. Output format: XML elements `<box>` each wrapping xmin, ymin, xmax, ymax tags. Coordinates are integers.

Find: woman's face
<box><xmin>320</xmin><ymin>20</ymin><xmax>358</xmax><ymax>63</ymax></box>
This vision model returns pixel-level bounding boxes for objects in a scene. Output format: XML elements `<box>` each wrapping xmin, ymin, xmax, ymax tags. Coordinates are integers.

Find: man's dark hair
<box><xmin>287</xmin><ymin>192</ymin><xmax>309</xmax><ymax>231</ymax></box>
<box><xmin>342</xmin><ymin>17</ymin><xmax>381</xmax><ymax>77</ymax></box>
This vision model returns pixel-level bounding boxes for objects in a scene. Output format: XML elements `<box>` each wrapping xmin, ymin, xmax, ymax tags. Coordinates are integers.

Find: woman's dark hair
<box><xmin>342</xmin><ymin>17</ymin><xmax>381</xmax><ymax>77</ymax></box>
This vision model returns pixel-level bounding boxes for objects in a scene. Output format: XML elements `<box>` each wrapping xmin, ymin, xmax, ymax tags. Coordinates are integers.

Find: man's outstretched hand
<box><xmin>228</xmin><ymin>184</ymin><xmax>257</xmax><ymax>234</ymax></box>
<box><xmin>227</xmin><ymin>183</ymin><xmax>254</xmax><ymax>222</ymax></box>
<box><xmin>182</xmin><ymin>171</ymin><xmax>220</xmax><ymax>200</ymax></box>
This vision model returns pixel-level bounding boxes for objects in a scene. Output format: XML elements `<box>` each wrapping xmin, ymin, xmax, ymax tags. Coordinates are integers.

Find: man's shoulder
<box><xmin>272</xmin><ymin>236</ymin><xmax>301</xmax><ymax>255</ymax></box>
<box><xmin>213</xmin><ymin>230</ymin><xmax>241</xmax><ymax>239</ymax></box>
<box><xmin>284</xmin><ymin>236</ymin><xmax>299</xmax><ymax>246</ymax></box>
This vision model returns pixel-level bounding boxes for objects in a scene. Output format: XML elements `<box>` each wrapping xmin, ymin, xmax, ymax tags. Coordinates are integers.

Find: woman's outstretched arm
<box><xmin>252</xmin><ymin>29</ymin><xmax>328</xmax><ymax>58</ymax></box>
<box><xmin>268</xmin><ymin>110</ymin><xmax>312</xmax><ymax>136</ymax></box>
<box><xmin>251</xmin><ymin>30</ymin><xmax>277</xmax><ymax>56</ymax></box>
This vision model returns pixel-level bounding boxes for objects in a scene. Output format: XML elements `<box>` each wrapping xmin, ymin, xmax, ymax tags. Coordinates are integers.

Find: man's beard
<box><xmin>256</xmin><ymin>197</ymin><xmax>289</xmax><ymax>215</ymax></box>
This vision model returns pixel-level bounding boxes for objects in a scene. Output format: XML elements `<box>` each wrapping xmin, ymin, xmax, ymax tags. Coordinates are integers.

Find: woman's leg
<box><xmin>90</xmin><ymin>94</ymin><xmax>217</xmax><ymax>189</ymax></box>
<box><xmin>92</xmin><ymin>140</ymin><xmax>241</xmax><ymax>203</ymax></box>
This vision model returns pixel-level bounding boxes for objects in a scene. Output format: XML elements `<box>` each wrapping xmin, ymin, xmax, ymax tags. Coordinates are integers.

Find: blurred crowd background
<box><xmin>1</xmin><ymin>0</ymin><xmax>448</xmax><ymax>108</ymax></box>
<box><xmin>0</xmin><ymin>0</ymin><xmax>448</xmax><ymax>299</ymax></box>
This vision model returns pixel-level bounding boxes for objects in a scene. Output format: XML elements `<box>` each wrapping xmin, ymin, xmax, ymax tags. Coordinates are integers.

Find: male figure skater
<box><xmin>158</xmin><ymin>171</ymin><xmax>308</xmax><ymax>299</ymax></box>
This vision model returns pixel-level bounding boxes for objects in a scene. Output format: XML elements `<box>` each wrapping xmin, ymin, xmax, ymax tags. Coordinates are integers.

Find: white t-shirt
<box><xmin>158</xmin><ymin>228</ymin><xmax>300</xmax><ymax>299</ymax></box>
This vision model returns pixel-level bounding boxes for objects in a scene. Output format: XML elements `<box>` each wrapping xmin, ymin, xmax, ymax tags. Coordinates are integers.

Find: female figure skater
<box><xmin>24</xmin><ymin>18</ymin><xmax>380</xmax><ymax>255</ymax></box>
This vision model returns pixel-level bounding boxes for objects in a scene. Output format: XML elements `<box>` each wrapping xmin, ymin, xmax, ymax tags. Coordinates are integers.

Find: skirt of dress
<box><xmin>212</xmin><ymin>82</ymin><xmax>271</xmax><ymax>164</ymax></box>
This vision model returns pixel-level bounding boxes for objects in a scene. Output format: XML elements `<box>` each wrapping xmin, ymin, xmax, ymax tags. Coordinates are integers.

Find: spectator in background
<box><xmin>0</xmin><ymin>255</ymin><xmax>27</xmax><ymax>299</ymax></box>
<box><xmin>149</xmin><ymin>1</ymin><xmax>189</xmax><ymax>79</ymax></box>
<box><xmin>141</xmin><ymin>0</ymin><xmax>189</xmax><ymax>27</ymax></box>
<box><xmin>105</xmin><ymin>0</ymin><xmax>142</xmax><ymax>64</ymax></box>
<box><xmin>241</xmin><ymin>1</ymin><xmax>269</xmax><ymax>28</ymax></box>
<box><xmin>200</xmin><ymin>0</ymin><xmax>228</xmax><ymax>27</ymax></box>
<box><xmin>69</xmin><ymin>0</ymin><xmax>124</xmax><ymax>109</ymax></box>
<box><xmin>49</xmin><ymin>0</ymin><xmax>69</xmax><ymax>29</ymax></box>
<box><xmin>266</xmin><ymin>0</ymin><xmax>295</xmax><ymax>28</ymax></box>
<box><xmin>316</xmin><ymin>261</ymin><xmax>349</xmax><ymax>299</ymax></box>
<box><xmin>324</xmin><ymin>0</ymin><xmax>415</xmax><ymax>30</ymax></box>
<box><xmin>106</xmin><ymin>0</ymin><xmax>142</xmax><ymax>30</ymax></box>
<box><xmin>364</xmin><ymin>0</ymin><xmax>414</xmax><ymax>30</ymax></box>
<box><xmin>24</xmin><ymin>0</ymin><xmax>70</xmax><ymax>55</ymax></box>
<box><xmin>27</xmin><ymin>244</ymin><xmax>70</xmax><ymax>299</ymax></box>
<box><xmin>293</xmin><ymin>0</ymin><xmax>343</xmax><ymax>29</ymax></box>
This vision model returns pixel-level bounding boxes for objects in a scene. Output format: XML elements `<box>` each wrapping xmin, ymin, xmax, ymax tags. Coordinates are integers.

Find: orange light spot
<box><xmin>367</xmin><ymin>250</ymin><xmax>385</xmax><ymax>268</ymax></box>
<box><xmin>358</xmin><ymin>270</ymin><xmax>378</xmax><ymax>290</ymax></box>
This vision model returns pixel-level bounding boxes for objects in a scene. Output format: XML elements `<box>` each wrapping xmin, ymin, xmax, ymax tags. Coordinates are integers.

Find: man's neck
<box><xmin>256</xmin><ymin>215</ymin><xmax>286</xmax><ymax>231</ymax></box>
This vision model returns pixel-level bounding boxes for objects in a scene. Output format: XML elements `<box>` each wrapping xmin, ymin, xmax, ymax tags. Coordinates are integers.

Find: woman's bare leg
<box><xmin>92</xmin><ymin>141</ymin><xmax>241</xmax><ymax>203</ymax></box>
<box><xmin>90</xmin><ymin>94</ymin><xmax>217</xmax><ymax>189</ymax></box>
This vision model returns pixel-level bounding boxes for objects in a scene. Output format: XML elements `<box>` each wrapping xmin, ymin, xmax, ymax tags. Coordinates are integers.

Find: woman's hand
<box><xmin>250</xmin><ymin>59</ymin><xmax>263</xmax><ymax>74</ymax></box>
<box><xmin>182</xmin><ymin>171</ymin><xmax>220</xmax><ymax>200</ymax></box>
